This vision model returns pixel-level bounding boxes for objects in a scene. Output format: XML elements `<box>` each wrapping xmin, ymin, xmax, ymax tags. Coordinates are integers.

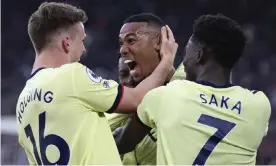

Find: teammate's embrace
<box><xmin>16</xmin><ymin>2</ymin><xmax>177</xmax><ymax>165</ymax></box>
<box><xmin>116</xmin><ymin>14</ymin><xmax>271</xmax><ymax>165</ymax></box>
<box><xmin>106</xmin><ymin>13</ymin><xmax>186</xmax><ymax>165</ymax></box>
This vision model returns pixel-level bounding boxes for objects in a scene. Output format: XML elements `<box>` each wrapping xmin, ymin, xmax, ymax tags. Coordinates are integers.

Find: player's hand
<box><xmin>160</xmin><ymin>25</ymin><xmax>178</xmax><ymax>64</ymax></box>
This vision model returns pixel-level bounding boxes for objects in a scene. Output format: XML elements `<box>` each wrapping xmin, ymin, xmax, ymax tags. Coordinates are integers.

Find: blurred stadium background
<box><xmin>1</xmin><ymin>0</ymin><xmax>276</xmax><ymax>164</ymax></box>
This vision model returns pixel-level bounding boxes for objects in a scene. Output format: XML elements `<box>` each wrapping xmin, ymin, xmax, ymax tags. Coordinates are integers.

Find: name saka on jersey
<box><xmin>200</xmin><ymin>93</ymin><xmax>241</xmax><ymax>114</ymax></box>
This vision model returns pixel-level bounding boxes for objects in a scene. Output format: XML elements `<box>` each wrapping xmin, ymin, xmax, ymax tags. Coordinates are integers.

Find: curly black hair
<box><xmin>192</xmin><ymin>14</ymin><xmax>247</xmax><ymax>69</ymax></box>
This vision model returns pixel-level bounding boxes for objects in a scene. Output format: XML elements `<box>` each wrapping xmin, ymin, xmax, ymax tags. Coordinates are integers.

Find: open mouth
<box><xmin>124</xmin><ymin>60</ymin><xmax>137</xmax><ymax>70</ymax></box>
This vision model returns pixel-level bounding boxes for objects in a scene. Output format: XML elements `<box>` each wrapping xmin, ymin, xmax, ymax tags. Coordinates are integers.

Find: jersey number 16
<box><xmin>24</xmin><ymin>112</ymin><xmax>70</xmax><ymax>165</ymax></box>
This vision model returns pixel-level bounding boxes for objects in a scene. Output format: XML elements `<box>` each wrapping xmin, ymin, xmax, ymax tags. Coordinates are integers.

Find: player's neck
<box><xmin>32</xmin><ymin>49</ymin><xmax>70</xmax><ymax>74</ymax></box>
<box><xmin>196</xmin><ymin>64</ymin><xmax>231</xmax><ymax>86</ymax></box>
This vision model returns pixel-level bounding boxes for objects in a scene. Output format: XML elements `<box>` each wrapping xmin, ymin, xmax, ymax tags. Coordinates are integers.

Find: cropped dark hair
<box><xmin>192</xmin><ymin>14</ymin><xmax>246</xmax><ymax>69</ymax></box>
<box><xmin>28</xmin><ymin>2</ymin><xmax>88</xmax><ymax>53</ymax></box>
<box><xmin>124</xmin><ymin>13</ymin><xmax>165</xmax><ymax>27</ymax></box>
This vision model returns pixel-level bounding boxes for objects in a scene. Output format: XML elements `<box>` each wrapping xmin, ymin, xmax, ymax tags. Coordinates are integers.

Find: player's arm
<box><xmin>114</xmin><ymin>87</ymin><xmax>163</xmax><ymax>154</ymax></box>
<box><xmin>73</xmin><ymin>62</ymin><xmax>173</xmax><ymax>114</ymax></box>
<box><xmin>74</xmin><ymin>55</ymin><xmax>173</xmax><ymax>114</ymax></box>
<box><xmin>117</xmin><ymin>61</ymin><xmax>171</xmax><ymax>113</ymax></box>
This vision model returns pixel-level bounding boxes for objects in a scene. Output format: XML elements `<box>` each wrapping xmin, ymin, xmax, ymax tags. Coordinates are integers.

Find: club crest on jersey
<box><xmin>86</xmin><ymin>68</ymin><xmax>102</xmax><ymax>83</ymax></box>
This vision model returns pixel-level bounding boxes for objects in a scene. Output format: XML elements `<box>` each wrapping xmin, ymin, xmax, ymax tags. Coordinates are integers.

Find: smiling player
<box><xmin>106</xmin><ymin>13</ymin><xmax>186</xmax><ymax>165</ymax></box>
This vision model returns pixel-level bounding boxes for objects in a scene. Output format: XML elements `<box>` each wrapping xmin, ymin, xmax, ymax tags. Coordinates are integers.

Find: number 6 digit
<box><xmin>24</xmin><ymin>125</ymin><xmax>42</xmax><ymax>165</ymax></box>
<box><xmin>39</xmin><ymin>112</ymin><xmax>70</xmax><ymax>165</ymax></box>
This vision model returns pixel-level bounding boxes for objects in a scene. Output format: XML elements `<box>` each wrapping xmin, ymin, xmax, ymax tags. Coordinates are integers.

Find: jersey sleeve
<box><xmin>136</xmin><ymin>87</ymin><xmax>166</xmax><ymax>129</ymax></box>
<box><xmin>254</xmin><ymin>91</ymin><xmax>271</xmax><ymax>136</ymax></box>
<box><xmin>72</xmin><ymin>63</ymin><xmax>124</xmax><ymax>113</ymax></box>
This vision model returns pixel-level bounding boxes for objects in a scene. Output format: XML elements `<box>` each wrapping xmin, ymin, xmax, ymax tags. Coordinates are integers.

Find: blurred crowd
<box><xmin>1</xmin><ymin>0</ymin><xmax>276</xmax><ymax>164</ymax></box>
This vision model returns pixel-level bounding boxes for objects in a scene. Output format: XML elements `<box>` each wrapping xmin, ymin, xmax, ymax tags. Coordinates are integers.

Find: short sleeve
<box><xmin>254</xmin><ymin>91</ymin><xmax>271</xmax><ymax>137</ymax></box>
<box><xmin>136</xmin><ymin>87</ymin><xmax>166</xmax><ymax>129</ymax></box>
<box><xmin>72</xmin><ymin>63</ymin><xmax>124</xmax><ymax>113</ymax></box>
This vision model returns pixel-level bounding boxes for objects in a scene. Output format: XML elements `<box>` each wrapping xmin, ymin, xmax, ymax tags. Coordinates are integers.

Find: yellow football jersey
<box><xmin>171</xmin><ymin>63</ymin><xmax>186</xmax><ymax>82</ymax></box>
<box><xmin>137</xmin><ymin>80</ymin><xmax>271</xmax><ymax>165</ymax></box>
<box><xmin>106</xmin><ymin>63</ymin><xmax>186</xmax><ymax>165</ymax></box>
<box><xmin>16</xmin><ymin>62</ymin><xmax>123</xmax><ymax>165</ymax></box>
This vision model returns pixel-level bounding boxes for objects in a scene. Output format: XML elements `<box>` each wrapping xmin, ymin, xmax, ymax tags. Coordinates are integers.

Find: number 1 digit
<box><xmin>193</xmin><ymin>114</ymin><xmax>236</xmax><ymax>165</ymax></box>
<box><xmin>24</xmin><ymin>124</ymin><xmax>42</xmax><ymax>165</ymax></box>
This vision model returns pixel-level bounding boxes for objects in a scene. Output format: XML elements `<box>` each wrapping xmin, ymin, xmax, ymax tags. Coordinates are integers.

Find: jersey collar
<box><xmin>196</xmin><ymin>80</ymin><xmax>234</xmax><ymax>88</ymax></box>
<box><xmin>29</xmin><ymin>67</ymin><xmax>46</xmax><ymax>79</ymax></box>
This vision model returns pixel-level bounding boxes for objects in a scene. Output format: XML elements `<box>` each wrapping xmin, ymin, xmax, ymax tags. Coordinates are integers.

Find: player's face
<box><xmin>183</xmin><ymin>36</ymin><xmax>200</xmax><ymax>81</ymax></box>
<box><xmin>118</xmin><ymin>57</ymin><xmax>137</xmax><ymax>88</ymax></box>
<box><xmin>119</xmin><ymin>22</ymin><xmax>161</xmax><ymax>82</ymax></box>
<box><xmin>68</xmin><ymin>22</ymin><xmax>86</xmax><ymax>62</ymax></box>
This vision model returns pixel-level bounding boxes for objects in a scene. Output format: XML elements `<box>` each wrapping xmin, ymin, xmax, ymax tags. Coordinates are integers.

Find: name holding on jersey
<box><xmin>17</xmin><ymin>88</ymin><xmax>54</xmax><ymax>123</ymax></box>
<box><xmin>200</xmin><ymin>93</ymin><xmax>242</xmax><ymax>114</ymax></box>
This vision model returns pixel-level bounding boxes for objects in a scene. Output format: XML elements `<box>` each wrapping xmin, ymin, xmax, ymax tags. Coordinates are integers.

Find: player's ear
<box><xmin>196</xmin><ymin>48</ymin><xmax>204</xmax><ymax>65</ymax></box>
<box><xmin>154</xmin><ymin>34</ymin><xmax>161</xmax><ymax>51</ymax></box>
<box><xmin>62</xmin><ymin>37</ymin><xmax>71</xmax><ymax>54</ymax></box>
<box><xmin>197</xmin><ymin>46</ymin><xmax>210</xmax><ymax>65</ymax></box>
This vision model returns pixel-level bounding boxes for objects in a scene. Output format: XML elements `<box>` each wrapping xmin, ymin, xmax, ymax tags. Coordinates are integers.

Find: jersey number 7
<box><xmin>24</xmin><ymin>112</ymin><xmax>70</xmax><ymax>165</ymax></box>
<box><xmin>193</xmin><ymin>114</ymin><xmax>236</xmax><ymax>165</ymax></box>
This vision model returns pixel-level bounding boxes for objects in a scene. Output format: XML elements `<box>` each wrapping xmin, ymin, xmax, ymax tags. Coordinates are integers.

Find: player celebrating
<box><xmin>16</xmin><ymin>2</ymin><xmax>178</xmax><ymax>165</ymax></box>
<box><xmin>116</xmin><ymin>14</ymin><xmax>271</xmax><ymax>165</ymax></box>
<box><xmin>106</xmin><ymin>13</ymin><xmax>186</xmax><ymax>165</ymax></box>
